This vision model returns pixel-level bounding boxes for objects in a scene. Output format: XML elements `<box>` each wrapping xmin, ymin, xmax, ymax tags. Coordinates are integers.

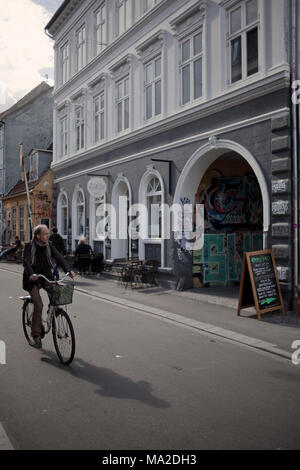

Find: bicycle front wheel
<box><xmin>52</xmin><ymin>308</ymin><xmax>75</xmax><ymax>365</ymax></box>
<box><xmin>22</xmin><ymin>300</ymin><xmax>33</xmax><ymax>343</ymax></box>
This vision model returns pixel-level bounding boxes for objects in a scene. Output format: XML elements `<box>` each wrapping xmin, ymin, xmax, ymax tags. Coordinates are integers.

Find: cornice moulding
<box><xmin>170</xmin><ymin>0</ymin><xmax>207</xmax><ymax>37</ymax></box>
<box><xmin>136</xmin><ymin>29</ymin><xmax>166</xmax><ymax>60</ymax></box>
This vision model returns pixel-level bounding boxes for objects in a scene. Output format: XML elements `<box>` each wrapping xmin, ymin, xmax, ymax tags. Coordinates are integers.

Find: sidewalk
<box><xmin>1</xmin><ymin>261</ymin><xmax>299</xmax><ymax>357</ymax></box>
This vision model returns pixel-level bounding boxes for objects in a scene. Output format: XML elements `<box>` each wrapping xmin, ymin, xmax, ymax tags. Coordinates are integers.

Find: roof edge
<box><xmin>45</xmin><ymin>0</ymin><xmax>72</xmax><ymax>34</ymax></box>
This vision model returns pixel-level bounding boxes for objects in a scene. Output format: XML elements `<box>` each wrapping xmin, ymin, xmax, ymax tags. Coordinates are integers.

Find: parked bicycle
<box><xmin>20</xmin><ymin>273</ymin><xmax>76</xmax><ymax>365</ymax></box>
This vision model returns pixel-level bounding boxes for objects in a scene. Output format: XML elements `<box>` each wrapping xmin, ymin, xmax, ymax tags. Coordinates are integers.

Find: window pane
<box><xmin>63</xmin><ymin>207</ymin><xmax>68</xmax><ymax>235</ymax></box>
<box><xmin>124</xmin><ymin>98</ymin><xmax>129</xmax><ymax>129</ymax></box>
<box><xmin>76</xmin><ymin>127</ymin><xmax>80</xmax><ymax>150</ymax></box>
<box><xmin>230</xmin><ymin>7</ymin><xmax>241</xmax><ymax>34</ymax></box>
<box><xmin>146</xmin><ymin>85</ymin><xmax>152</xmax><ymax>120</ymax></box>
<box><xmin>182</xmin><ymin>40</ymin><xmax>190</xmax><ymax>62</ymax></box>
<box><xmin>117</xmin><ymin>102</ymin><xmax>122</xmax><ymax>132</ymax></box>
<box><xmin>81</xmin><ymin>122</ymin><xmax>84</xmax><ymax>148</ymax></box>
<box><xmin>155</xmin><ymin>58</ymin><xmax>161</xmax><ymax>78</ymax></box>
<box><xmin>94</xmin><ymin>97</ymin><xmax>99</xmax><ymax>114</ymax></box>
<box><xmin>231</xmin><ymin>36</ymin><xmax>242</xmax><ymax>83</ymax></box>
<box><xmin>246</xmin><ymin>0</ymin><xmax>258</xmax><ymax>25</ymax></box>
<box><xmin>182</xmin><ymin>64</ymin><xmax>190</xmax><ymax>104</ymax></box>
<box><xmin>100</xmin><ymin>112</ymin><xmax>104</xmax><ymax>139</ymax></box>
<box><xmin>145</xmin><ymin>63</ymin><xmax>152</xmax><ymax>83</ymax></box>
<box><xmin>95</xmin><ymin>114</ymin><xmax>99</xmax><ymax>142</ymax></box>
<box><xmin>194</xmin><ymin>32</ymin><xmax>202</xmax><ymax>55</ymax></box>
<box><xmin>247</xmin><ymin>27</ymin><xmax>258</xmax><ymax>76</ymax></box>
<box><xmin>117</xmin><ymin>82</ymin><xmax>122</xmax><ymax>99</ymax></box>
<box><xmin>124</xmin><ymin>77</ymin><xmax>129</xmax><ymax>96</ymax></box>
<box><xmin>77</xmin><ymin>207</ymin><xmax>84</xmax><ymax>236</ymax></box>
<box><xmin>155</xmin><ymin>80</ymin><xmax>161</xmax><ymax>115</ymax></box>
<box><xmin>194</xmin><ymin>58</ymin><xmax>202</xmax><ymax>99</ymax></box>
<box><xmin>100</xmin><ymin>94</ymin><xmax>104</xmax><ymax>109</ymax></box>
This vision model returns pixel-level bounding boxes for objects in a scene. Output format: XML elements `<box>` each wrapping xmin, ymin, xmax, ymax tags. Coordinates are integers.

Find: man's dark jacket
<box><xmin>49</xmin><ymin>233</ymin><xmax>66</xmax><ymax>255</ymax></box>
<box><xmin>23</xmin><ymin>240</ymin><xmax>70</xmax><ymax>292</ymax></box>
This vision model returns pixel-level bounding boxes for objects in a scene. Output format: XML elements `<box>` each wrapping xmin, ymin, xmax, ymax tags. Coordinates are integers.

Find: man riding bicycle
<box><xmin>23</xmin><ymin>224</ymin><xmax>74</xmax><ymax>349</ymax></box>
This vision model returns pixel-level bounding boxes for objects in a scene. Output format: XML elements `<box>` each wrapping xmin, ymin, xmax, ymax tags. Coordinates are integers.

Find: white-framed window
<box><xmin>116</xmin><ymin>76</ymin><xmax>130</xmax><ymax>133</ymax></box>
<box><xmin>144</xmin><ymin>56</ymin><xmax>162</xmax><ymax>120</ymax></box>
<box><xmin>75</xmin><ymin>104</ymin><xmax>84</xmax><ymax>151</ymax></box>
<box><xmin>57</xmin><ymin>192</ymin><xmax>68</xmax><ymax>242</ymax></box>
<box><xmin>95</xmin><ymin>3</ymin><xmax>107</xmax><ymax>55</ymax></box>
<box><xmin>93</xmin><ymin>92</ymin><xmax>105</xmax><ymax>143</ymax></box>
<box><xmin>60</xmin><ymin>116</ymin><xmax>68</xmax><ymax>157</ymax></box>
<box><xmin>75</xmin><ymin>190</ymin><xmax>85</xmax><ymax>237</ymax></box>
<box><xmin>61</xmin><ymin>41</ymin><xmax>69</xmax><ymax>84</ymax></box>
<box><xmin>76</xmin><ymin>25</ymin><xmax>86</xmax><ymax>71</ymax></box>
<box><xmin>116</xmin><ymin>0</ymin><xmax>131</xmax><ymax>36</ymax></box>
<box><xmin>180</xmin><ymin>30</ymin><xmax>203</xmax><ymax>105</ymax></box>
<box><xmin>60</xmin><ymin>194</ymin><xmax>68</xmax><ymax>238</ymax></box>
<box><xmin>94</xmin><ymin>194</ymin><xmax>106</xmax><ymax>239</ymax></box>
<box><xmin>227</xmin><ymin>0</ymin><xmax>259</xmax><ymax>84</ymax></box>
<box><xmin>146</xmin><ymin>176</ymin><xmax>162</xmax><ymax>239</ymax></box>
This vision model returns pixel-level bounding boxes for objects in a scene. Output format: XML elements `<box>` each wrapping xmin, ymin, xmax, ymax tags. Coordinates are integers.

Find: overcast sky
<box><xmin>0</xmin><ymin>0</ymin><xmax>63</xmax><ymax>112</ymax></box>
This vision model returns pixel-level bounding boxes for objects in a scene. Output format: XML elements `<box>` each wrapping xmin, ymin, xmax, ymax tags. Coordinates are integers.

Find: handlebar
<box><xmin>37</xmin><ymin>273</ymin><xmax>73</xmax><ymax>284</ymax></box>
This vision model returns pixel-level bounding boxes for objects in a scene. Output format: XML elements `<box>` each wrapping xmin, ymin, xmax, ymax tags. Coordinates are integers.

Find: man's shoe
<box><xmin>29</xmin><ymin>336</ymin><xmax>42</xmax><ymax>349</ymax></box>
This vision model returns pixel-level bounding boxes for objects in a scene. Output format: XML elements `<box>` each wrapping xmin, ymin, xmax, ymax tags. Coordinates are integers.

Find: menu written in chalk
<box><xmin>237</xmin><ymin>250</ymin><xmax>285</xmax><ymax>320</ymax></box>
<box><xmin>250</xmin><ymin>254</ymin><xmax>281</xmax><ymax>310</ymax></box>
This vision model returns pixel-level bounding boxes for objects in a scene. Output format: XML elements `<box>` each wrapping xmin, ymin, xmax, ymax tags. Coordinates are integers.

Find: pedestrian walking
<box><xmin>49</xmin><ymin>227</ymin><xmax>66</xmax><ymax>280</ymax></box>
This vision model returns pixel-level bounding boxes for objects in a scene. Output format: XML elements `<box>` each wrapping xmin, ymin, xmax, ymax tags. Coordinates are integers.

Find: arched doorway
<box><xmin>193</xmin><ymin>153</ymin><xmax>263</xmax><ymax>287</ymax></box>
<box><xmin>111</xmin><ymin>176</ymin><xmax>132</xmax><ymax>260</ymax></box>
<box><xmin>173</xmin><ymin>139</ymin><xmax>269</xmax><ymax>290</ymax></box>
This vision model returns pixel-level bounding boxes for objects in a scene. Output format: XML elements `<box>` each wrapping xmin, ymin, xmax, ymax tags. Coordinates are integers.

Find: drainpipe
<box><xmin>291</xmin><ymin>0</ymin><xmax>299</xmax><ymax>306</ymax></box>
<box><xmin>0</xmin><ymin>120</ymin><xmax>5</xmax><ymax>244</ymax></box>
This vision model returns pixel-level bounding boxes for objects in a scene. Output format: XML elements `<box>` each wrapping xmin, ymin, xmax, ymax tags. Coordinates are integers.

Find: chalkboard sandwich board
<box><xmin>237</xmin><ymin>250</ymin><xmax>285</xmax><ymax>320</ymax></box>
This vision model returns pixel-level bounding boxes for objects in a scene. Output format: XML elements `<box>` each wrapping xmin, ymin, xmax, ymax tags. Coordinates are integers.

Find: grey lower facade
<box><xmin>53</xmin><ymin>83</ymin><xmax>295</xmax><ymax>310</ymax></box>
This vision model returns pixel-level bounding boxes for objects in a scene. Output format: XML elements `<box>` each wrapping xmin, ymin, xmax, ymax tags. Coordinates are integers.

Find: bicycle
<box><xmin>20</xmin><ymin>273</ymin><xmax>76</xmax><ymax>365</ymax></box>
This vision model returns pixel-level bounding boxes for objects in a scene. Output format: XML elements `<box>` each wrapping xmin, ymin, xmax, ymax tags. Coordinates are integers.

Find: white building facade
<box><xmin>46</xmin><ymin>0</ymin><xmax>298</xmax><ymax>308</ymax></box>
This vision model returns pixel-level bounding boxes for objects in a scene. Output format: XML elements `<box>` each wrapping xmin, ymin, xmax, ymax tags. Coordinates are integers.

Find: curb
<box><xmin>75</xmin><ymin>286</ymin><xmax>292</xmax><ymax>361</ymax></box>
<box><xmin>0</xmin><ymin>266</ymin><xmax>292</xmax><ymax>361</ymax></box>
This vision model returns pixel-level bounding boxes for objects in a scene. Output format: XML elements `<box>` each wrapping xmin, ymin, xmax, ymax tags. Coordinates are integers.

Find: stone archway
<box><xmin>173</xmin><ymin>138</ymin><xmax>269</xmax><ymax>290</ymax></box>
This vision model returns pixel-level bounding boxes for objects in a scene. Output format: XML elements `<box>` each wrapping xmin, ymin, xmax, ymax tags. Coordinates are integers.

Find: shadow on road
<box><xmin>40</xmin><ymin>351</ymin><xmax>170</xmax><ymax>409</ymax></box>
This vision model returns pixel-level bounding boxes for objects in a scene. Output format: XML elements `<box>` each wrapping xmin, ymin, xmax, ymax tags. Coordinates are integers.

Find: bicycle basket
<box><xmin>48</xmin><ymin>283</ymin><xmax>74</xmax><ymax>306</ymax></box>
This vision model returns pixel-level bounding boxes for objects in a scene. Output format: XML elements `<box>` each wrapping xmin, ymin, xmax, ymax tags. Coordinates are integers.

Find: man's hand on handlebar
<box><xmin>29</xmin><ymin>274</ymin><xmax>38</xmax><ymax>282</ymax></box>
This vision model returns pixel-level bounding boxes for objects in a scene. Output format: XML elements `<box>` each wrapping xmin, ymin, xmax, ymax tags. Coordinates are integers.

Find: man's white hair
<box><xmin>33</xmin><ymin>224</ymin><xmax>49</xmax><ymax>238</ymax></box>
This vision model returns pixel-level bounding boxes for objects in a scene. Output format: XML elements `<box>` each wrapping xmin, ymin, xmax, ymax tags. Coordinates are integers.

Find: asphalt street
<box><xmin>0</xmin><ymin>268</ymin><xmax>300</xmax><ymax>450</ymax></box>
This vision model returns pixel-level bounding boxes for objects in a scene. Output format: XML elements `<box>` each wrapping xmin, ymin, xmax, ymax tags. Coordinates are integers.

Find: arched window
<box><xmin>60</xmin><ymin>194</ymin><xmax>68</xmax><ymax>237</ymax></box>
<box><xmin>146</xmin><ymin>176</ymin><xmax>162</xmax><ymax>238</ymax></box>
<box><xmin>76</xmin><ymin>191</ymin><xmax>85</xmax><ymax>237</ymax></box>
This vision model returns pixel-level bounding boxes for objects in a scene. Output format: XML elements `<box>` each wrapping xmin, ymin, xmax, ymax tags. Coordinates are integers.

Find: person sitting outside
<box><xmin>75</xmin><ymin>238</ymin><xmax>93</xmax><ymax>275</ymax></box>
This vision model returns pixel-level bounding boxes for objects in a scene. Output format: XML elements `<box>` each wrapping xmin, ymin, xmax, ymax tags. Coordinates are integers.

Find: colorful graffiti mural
<box><xmin>200</xmin><ymin>175</ymin><xmax>263</xmax><ymax>232</ymax></box>
<box><xmin>193</xmin><ymin>232</ymin><xmax>263</xmax><ymax>286</ymax></box>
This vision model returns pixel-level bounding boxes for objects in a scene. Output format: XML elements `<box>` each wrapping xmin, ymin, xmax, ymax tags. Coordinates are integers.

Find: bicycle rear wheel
<box><xmin>22</xmin><ymin>300</ymin><xmax>33</xmax><ymax>343</ymax></box>
<box><xmin>52</xmin><ymin>308</ymin><xmax>75</xmax><ymax>365</ymax></box>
